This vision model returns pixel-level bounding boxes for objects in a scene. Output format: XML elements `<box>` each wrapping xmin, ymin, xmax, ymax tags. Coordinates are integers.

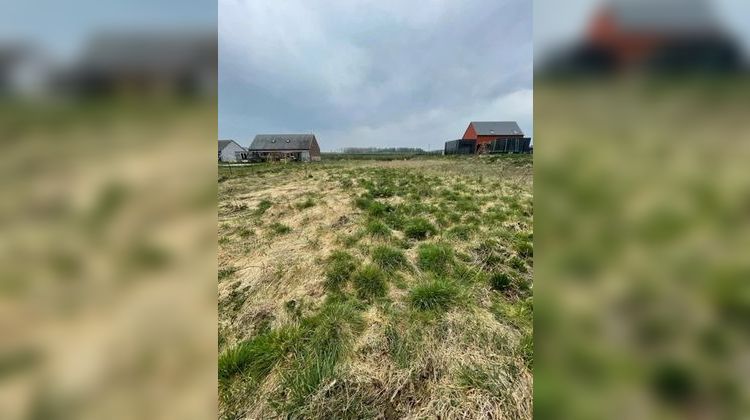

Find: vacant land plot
<box><xmin>218</xmin><ymin>156</ymin><xmax>533</xmax><ymax>419</ymax></box>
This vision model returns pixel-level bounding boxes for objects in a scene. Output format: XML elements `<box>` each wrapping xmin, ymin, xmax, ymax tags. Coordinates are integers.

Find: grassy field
<box><xmin>218</xmin><ymin>156</ymin><xmax>533</xmax><ymax>419</ymax></box>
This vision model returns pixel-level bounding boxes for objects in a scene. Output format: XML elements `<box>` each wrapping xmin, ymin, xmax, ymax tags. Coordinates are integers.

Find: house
<box><xmin>57</xmin><ymin>31</ymin><xmax>217</xmax><ymax>97</ymax></box>
<box><xmin>0</xmin><ymin>43</ymin><xmax>52</xmax><ymax>98</ymax></box>
<box><xmin>248</xmin><ymin>134</ymin><xmax>321</xmax><ymax>162</ymax></box>
<box><xmin>548</xmin><ymin>0</ymin><xmax>742</xmax><ymax>74</ymax></box>
<box><xmin>218</xmin><ymin>140</ymin><xmax>245</xmax><ymax>162</ymax></box>
<box><xmin>444</xmin><ymin>139</ymin><xmax>476</xmax><ymax>155</ymax></box>
<box><xmin>461</xmin><ymin>121</ymin><xmax>531</xmax><ymax>154</ymax></box>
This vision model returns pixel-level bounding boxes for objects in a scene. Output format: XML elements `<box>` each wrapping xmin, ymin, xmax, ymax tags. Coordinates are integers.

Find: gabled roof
<box><xmin>78</xmin><ymin>31</ymin><xmax>216</xmax><ymax>75</ymax></box>
<box><xmin>219</xmin><ymin>139</ymin><xmax>243</xmax><ymax>151</ymax></box>
<box><xmin>249</xmin><ymin>134</ymin><xmax>317</xmax><ymax>151</ymax></box>
<box><xmin>470</xmin><ymin>121</ymin><xmax>523</xmax><ymax>136</ymax></box>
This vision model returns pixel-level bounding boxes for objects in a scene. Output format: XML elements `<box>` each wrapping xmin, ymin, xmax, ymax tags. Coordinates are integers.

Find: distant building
<box><xmin>58</xmin><ymin>31</ymin><xmax>217</xmax><ymax>97</ymax></box>
<box><xmin>248</xmin><ymin>134</ymin><xmax>321</xmax><ymax>162</ymax></box>
<box><xmin>218</xmin><ymin>140</ymin><xmax>245</xmax><ymax>162</ymax></box>
<box><xmin>544</xmin><ymin>0</ymin><xmax>742</xmax><ymax>74</ymax></box>
<box><xmin>461</xmin><ymin>121</ymin><xmax>531</xmax><ymax>154</ymax></box>
<box><xmin>0</xmin><ymin>43</ymin><xmax>52</xmax><ymax>97</ymax></box>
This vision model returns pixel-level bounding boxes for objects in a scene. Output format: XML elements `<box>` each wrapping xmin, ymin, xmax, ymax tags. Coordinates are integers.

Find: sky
<box><xmin>0</xmin><ymin>0</ymin><xmax>213</xmax><ymax>62</ymax></box>
<box><xmin>218</xmin><ymin>0</ymin><xmax>533</xmax><ymax>151</ymax></box>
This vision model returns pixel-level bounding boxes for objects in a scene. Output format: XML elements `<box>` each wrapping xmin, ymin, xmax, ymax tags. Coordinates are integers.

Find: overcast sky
<box><xmin>1</xmin><ymin>1</ymin><xmax>212</xmax><ymax>61</ymax></box>
<box><xmin>219</xmin><ymin>0</ymin><xmax>532</xmax><ymax>151</ymax></box>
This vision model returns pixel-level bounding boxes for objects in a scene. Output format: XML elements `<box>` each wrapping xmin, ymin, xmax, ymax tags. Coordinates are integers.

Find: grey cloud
<box><xmin>219</xmin><ymin>0</ymin><xmax>532</xmax><ymax>150</ymax></box>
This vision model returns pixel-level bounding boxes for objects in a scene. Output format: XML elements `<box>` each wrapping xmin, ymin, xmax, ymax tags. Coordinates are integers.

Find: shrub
<box><xmin>417</xmin><ymin>243</ymin><xmax>454</xmax><ymax>275</ymax></box>
<box><xmin>365</xmin><ymin>220</ymin><xmax>391</xmax><ymax>237</ymax></box>
<box><xmin>404</xmin><ymin>217</ymin><xmax>436</xmax><ymax>240</ymax></box>
<box><xmin>352</xmin><ymin>264</ymin><xmax>388</xmax><ymax>301</ymax></box>
<box><xmin>371</xmin><ymin>245</ymin><xmax>408</xmax><ymax>272</ymax></box>
<box><xmin>324</xmin><ymin>251</ymin><xmax>358</xmax><ymax>290</ymax></box>
<box><xmin>409</xmin><ymin>278</ymin><xmax>460</xmax><ymax>312</ymax></box>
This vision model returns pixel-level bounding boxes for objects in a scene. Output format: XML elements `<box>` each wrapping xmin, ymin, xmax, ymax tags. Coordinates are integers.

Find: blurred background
<box><xmin>534</xmin><ymin>0</ymin><xmax>750</xmax><ymax>418</ymax></box>
<box><xmin>0</xmin><ymin>1</ymin><xmax>216</xmax><ymax>419</ymax></box>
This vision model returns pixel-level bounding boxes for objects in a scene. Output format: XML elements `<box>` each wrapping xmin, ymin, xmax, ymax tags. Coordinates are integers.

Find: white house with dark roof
<box><xmin>218</xmin><ymin>139</ymin><xmax>245</xmax><ymax>162</ymax></box>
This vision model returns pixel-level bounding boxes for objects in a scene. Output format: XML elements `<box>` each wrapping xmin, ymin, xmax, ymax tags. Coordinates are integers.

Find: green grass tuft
<box><xmin>354</xmin><ymin>195</ymin><xmax>373</xmax><ymax>210</ymax></box>
<box><xmin>445</xmin><ymin>225</ymin><xmax>476</xmax><ymax>240</ymax></box>
<box><xmin>255</xmin><ymin>199</ymin><xmax>273</xmax><ymax>215</ymax></box>
<box><xmin>235</xmin><ymin>225</ymin><xmax>254</xmax><ymax>238</ymax></box>
<box><xmin>352</xmin><ymin>264</ymin><xmax>388</xmax><ymax>301</ymax></box>
<box><xmin>269</xmin><ymin>222</ymin><xmax>292</xmax><ymax>235</ymax></box>
<box><xmin>404</xmin><ymin>217</ymin><xmax>436</xmax><ymax>240</ymax></box>
<box><xmin>295</xmin><ymin>197</ymin><xmax>317</xmax><ymax>210</ymax></box>
<box><xmin>514</xmin><ymin>240</ymin><xmax>533</xmax><ymax>259</ymax></box>
<box><xmin>365</xmin><ymin>220</ymin><xmax>391</xmax><ymax>237</ymax></box>
<box><xmin>324</xmin><ymin>251</ymin><xmax>358</xmax><ymax>290</ymax></box>
<box><xmin>371</xmin><ymin>245</ymin><xmax>409</xmax><ymax>272</ymax></box>
<box><xmin>408</xmin><ymin>278</ymin><xmax>460</xmax><ymax>312</ymax></box>
<box><xmin>278</xmin><ymin>299</ymin><xmax>364</xmax><ymax>410</ymax></box>
<box><xmin>218</xmin><ymin>266</ymin><xmax>238</xmax><ymax>281</ymax></box>
<box><xmin>417</xmin><ymin>243</ymin><xmax>454</xmax><ymax>275</ymax></box>
<box><xmin>489</xmin><ymin>272</ymin><xmax>513</xmax><ymax>291</ymax></box>
<box><xmin>367</xmin><ymin>201</ymin><xmax>393</xmax><ymax>217</ymax></box>
<box><xmin>218</xmin><ymin>327</ymin><xmax>300</xmax><ymax>386</ymax></box>
<box><xmin>508</xmin><ymin>256</ymin><xmax>527</xmax><ymax>272</ymax></box>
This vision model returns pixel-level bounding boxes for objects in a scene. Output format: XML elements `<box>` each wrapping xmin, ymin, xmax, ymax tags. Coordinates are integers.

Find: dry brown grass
<box><xmin>218</xmin><ymin>156</ymin><xmax>532</xmax><ymax>419</ymax></box>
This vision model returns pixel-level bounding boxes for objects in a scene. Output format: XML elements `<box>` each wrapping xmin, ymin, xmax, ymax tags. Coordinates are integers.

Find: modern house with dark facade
<box><xmin>445</xmin><ymin>121</ymin><xmax>531</xmax><ymax>154</ymax></box>
<box><xmin>444</xmin><ymin>139</ymin><xmax>477</xmax><ymax>155</ymax></box>
<box><xmin>248</xmin><ymin>134</ymin><xmax>321</xmax><ymax>162</ymax></box>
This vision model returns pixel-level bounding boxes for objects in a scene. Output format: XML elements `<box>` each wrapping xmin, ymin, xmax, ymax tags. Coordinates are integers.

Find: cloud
<box><xmin>219</xmin><ymin>0</ymin><xmax>533</xmax><ymax>150</ymax></box>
